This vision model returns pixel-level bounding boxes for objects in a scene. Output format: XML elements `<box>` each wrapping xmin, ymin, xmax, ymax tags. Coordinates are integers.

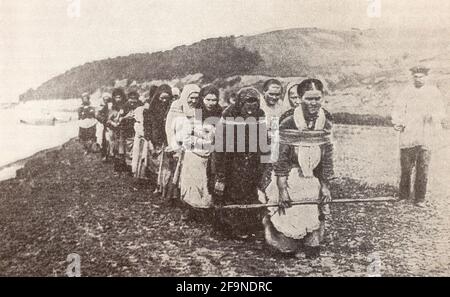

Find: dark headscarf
<box><xmin>127</xmin><ymin>90</ymin><xmax>140</xmax><ymax>99</ymax></box>
<box><xmin>123</xmin><ymin>91</ymin><xmax>143</xmax><ymax>114</ymax></box>
<box><xmin>147</xmin><ymin>85</ymin><xmax>159</xmax><ymax>104</ymax></box>
<box><xmin>149</xmin><ymin>84</ymin><xmax>172</xmax><ymax>111</ymax></box>
<box><xmin>143</xmin><ymin>84</ymin><xmax>173</xmax><ymax>146</ymax></box>
<box><xmin>222</xmin><ymin>86</ymin><xmax>265</xmax><ymax>119</ymax></box>
<box><xmin>197</xmin><ymin>84</ymin><xmax>222</xmax><ymax>120</ymax></box>
<box><xmin>112</xmin><ymin>88</ymin><xmax>126</xmax><ymax>111</ymax></box>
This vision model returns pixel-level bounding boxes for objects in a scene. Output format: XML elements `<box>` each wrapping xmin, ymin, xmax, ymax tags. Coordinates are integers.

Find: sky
<box><xmin>1</xmin><ymin>0</ymin><xmax>450</xmax><ymax>102</ymax></box>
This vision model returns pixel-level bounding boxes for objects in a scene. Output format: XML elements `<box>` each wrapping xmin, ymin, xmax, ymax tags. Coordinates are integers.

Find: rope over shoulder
<box><xmin>278</xmin><ymin>129</ymin><xmax>332</xmax><ymax>146</ymax></box>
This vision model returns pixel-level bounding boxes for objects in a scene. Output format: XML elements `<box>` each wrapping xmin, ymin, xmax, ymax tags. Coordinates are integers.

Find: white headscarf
<box><xmin>281</xmin><ymin>82</ymin><xmax>300</xmax><ymax>114</ymax></box>
<box><xmin>165</xmin><ymin>84</ymin><xmax>201</xmax><ymax>150</ymax></box>
<box><xmin>171</xmin><ymin>87</ymin><xmax>181</xmax><ymax>98</ymax></box>
<box><xmin>179</xmin><ymin>84</ymin><xmax>201</xmax><ymax>117</ymax></box>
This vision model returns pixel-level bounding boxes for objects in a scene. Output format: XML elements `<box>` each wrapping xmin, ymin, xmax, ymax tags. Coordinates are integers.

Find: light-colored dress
<box><xmin>266</xmin><ymin>108</ymin><xmax>325</xmax><ymax>239</ymax></box>
<box><xmin>131</xmin><ymin>105</ymin><xmax>148</xmax><ymax>177</ymax></box>
<box><xmin>266</xmin><ymin>147</ymin><xmax>322</xmax><ymax>239</ymax></box>
<box><xmin>180</xmin><ymin>118</ymin><xmax>215</xmax><ymax>208</ymax></box>
<box><xmin>265</xmin><ymin>107</ymin><xmax>332</xmax><ymax>250</ymax></box>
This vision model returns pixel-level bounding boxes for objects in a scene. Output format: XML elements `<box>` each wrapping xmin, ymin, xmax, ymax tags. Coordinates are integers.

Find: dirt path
<box><xmin>0</xmin><ymin>131</ymin><xmax>449</xmax><ymax>276</ymax></box>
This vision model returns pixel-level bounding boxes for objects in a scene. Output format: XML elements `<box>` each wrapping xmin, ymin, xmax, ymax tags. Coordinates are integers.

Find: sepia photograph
<box><xmin>0</xmin><ymin>0</ymin><xmax>449</xmax><ymax>281</ymax></box>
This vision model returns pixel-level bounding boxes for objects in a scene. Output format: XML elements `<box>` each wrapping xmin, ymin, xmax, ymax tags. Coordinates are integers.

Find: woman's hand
<box><xmin>276</xmin><ymin>176</ymin><xmax>291</xmax><ymax>215</ymax></box>
<box><xmin>393</xmin><ymin>124</ymin><xmax>405</xmax><ymax>132</ymax></box>
<box><xmin>320</xmin><ymin>183</ymin><xmax>332</xmax><ymax>204</ymax></box>
<box><xmin>278</xmin><ymin>188</ymin><xmax>292</xmax><ymax>215</ymax></box>
<box><xmin>214</xmin><ymin>179</ymin><xmax>225</xmax><ymax>197</ymax></box>
<box><xmin>257</xmin><ymin>189</ymin><xmax>268</xmax><ymax>204</ymax></box>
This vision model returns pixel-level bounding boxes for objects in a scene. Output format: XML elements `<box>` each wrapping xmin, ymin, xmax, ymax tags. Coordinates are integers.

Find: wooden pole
<box><xmin>217</xmin><ymin>197</ymin><xmax>397</xmax><ymax>209</ymax></box>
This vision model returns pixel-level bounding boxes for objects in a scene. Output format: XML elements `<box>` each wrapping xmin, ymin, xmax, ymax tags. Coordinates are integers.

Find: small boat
<box><xmin>19</xmin><ymin>118</ymin><xmax>56</xmax><ymax>126</ymax></box>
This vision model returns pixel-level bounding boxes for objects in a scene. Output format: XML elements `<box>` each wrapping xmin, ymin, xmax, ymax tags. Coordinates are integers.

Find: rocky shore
<box><xmin>0</xmin><ymin>135</ymin><xmax>449</xmax><ymax>276</ymax></box>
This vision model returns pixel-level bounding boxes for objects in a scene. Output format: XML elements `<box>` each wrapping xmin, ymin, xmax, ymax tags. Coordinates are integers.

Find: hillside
<box><xmin>19</xmin><ymin>27</ymin><xmax>450</xmax><ymax>119</ymax></box>
<box><xmin>19</xmin><ymin>36</ymin><xmax>262</xmax><ymax>101</ymax></box>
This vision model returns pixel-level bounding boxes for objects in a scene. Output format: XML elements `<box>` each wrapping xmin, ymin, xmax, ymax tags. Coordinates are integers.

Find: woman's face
<box><xmin>82</xmin><ymin>96</ymin><xmax>90</xmax><ymax>105</ymax></box>
<box><xmin>301</xmin><ymin>90</ymin><xmax>323</xmax><ymax>115</ymax></box>
<box><xmin>187</xmin><ymin>92</ymin><xmax>199</xmax><ymax>108</ymax></box>
<box><xmin>229</xmin><ymin>95</ymin><xmax>236</xmax><ymax>105</ymax></box>
<box><xmin>203</xmin><ymin>93</ymin><xmax>218</xmax><ymax>111</ymax></box>
<box><xmin>114</xmin><ymin>95</ymin><xmax>123</xmax><ymax>103</ymax></box>
<box><xmin>158</xmin><ymin>92</ymin><xmax>171</xmax><ymax>103</ymax></box>
<box><xmin>288</xmin><ymin>86</ymin><xmax>301</xmax><ymax>107</ymax></box>
<box><xmin>264</xmin><ymin>84</ymin><xmax>282</xmax><ymax>106</ymax></box>
<box><xmin>128</xmin><ymin>94</ymin><xmax>139</xmax><ymax>102</ymax></box>
<box><xmin>241</xmin><ymin>97</ymin><xmax>259</xmax><ymax>116</ymax></box>
<box><xmin>413</xmin><ymin>73</ymin><xmax>427</xmax><ymax>88</ymax></box>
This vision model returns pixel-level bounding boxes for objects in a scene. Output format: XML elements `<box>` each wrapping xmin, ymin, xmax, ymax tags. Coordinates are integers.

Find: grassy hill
<box><xmin>19</xmin><ymin>27</ymin><xmax>450</xmax><ymax>123</ymax></box>
<box><xmin>19</xmin><ymin>36</ymin><xmax>262</xmax><ymax>101</ymax></box>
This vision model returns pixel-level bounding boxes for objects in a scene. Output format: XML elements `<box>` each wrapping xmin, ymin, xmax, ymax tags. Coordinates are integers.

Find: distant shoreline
<box><xmin>0</xmin><ymin>138</ymin><xmax>76</xmax><ymax>182</ymax></box>
<box><xmin>0</xmin><ymin>112</ymin><xmax>394</xmax><ymax>182</ymax></box>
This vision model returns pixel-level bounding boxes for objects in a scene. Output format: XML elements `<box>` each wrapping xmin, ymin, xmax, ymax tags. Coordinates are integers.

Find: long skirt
<box><xmin>217</xmin><ymin>156</ymin><xmax>266</xmax><ymax>237</ymax></box>
<box><xmin>124</xmin><ymin>137</ymin><xmax>134</xmax><ymax>166</ymax></box>
<box><xmin>264</xmin><ymin>169</ymin><xmax>324</xmax><ymax>252</ymax></box>
<box><xmin>104</xmin><ymin>129</ymin><xmax>116</xmax><ymax>158</ymax></box>
<box><xmin>131</xmin><ymin>136</ymin><xmax>149</xmax><ymax>178</ymax></box>
<box><xmin>111</xmin><ymin>130</ymin><xmax>129</xmax><ymax>172</ymax></box>
<box><xmin>79</xmin><ymin>126</ymin><xmax>96</xmax><ymax>152</ymax></box>
<box><xmin>147</xmin><ymin>147</ymin><xmax>176</xmax><ymax>197</ymax></box>
<box><xmin>180</xmin><ymin>152</ymin><xmax>213</xmax><ymax>208</ymax></box>
<box><xmin>114</xmin><ymin>130</ymin><xmax>126</xmax><ymax>156</ymax></box>
<box><xmin>96</xmin><ymin>122</ymin><xmax>104</xmax><ymax>147</ymax></box>
<box><xmin>79</xmin><ymin>126</ymin><xmax>96</xmax><ymax>142</ymax></box>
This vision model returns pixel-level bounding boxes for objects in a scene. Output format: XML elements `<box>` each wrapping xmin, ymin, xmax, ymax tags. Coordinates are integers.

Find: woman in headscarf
<box><xmin>165</xmin><ymin>84</ymin><xmax>201</xmax><ymax>151</ymax></box>
<box><xmin>281</xmin><ymin>82</ymin><xmax>302</xmax><ymax>113</ymax></box>
<box><xmin>179</xmin><ymin>85</ymin><xmax>223</xmax><ymax>220</ymax></box>
<box><xmin>118</xmin><ymin>91</ymin><xmax>143</xmax><ymax>173</ymax></box>
<box><xmin>78</xmin><ymin>92</ymin><xmax>97</xmax><ymax>154</ymax></box>
<box><xmin>143</xmin><ymin>84</ymin><xmax>173</xmax><ymax>192</ymax></box>
<box><xmin>214</xmin><ymin>87</ymin><xmax>272</xmax><ymax>239</ymax></box>
<box><xmin>260</xmin><ymin>79</ymin><xmax>285</xmax><ymax>125</ymax></box>
<box><xmin>261</xmin><ymin>81</ymin><xmax>303</xmax><ymax>197</ymax></box>
<box><xmin>164</xmin><ymin>84</ymin><xmax>201</xmax><ymax>201</ymax></box>
<box><xmin>96</xmin><ymin>92</ymin><xmax>113</xmax><ymax>162</ymax></box>
<box><xmin>263</xmin><ymin>79</ymin><xmax>333</xmax><ymax>259</ymax></box>
<box><xmin>107</xmin><ymin>88</ymin><xmax>129</xmax><ymax>172</ymax></box>
<box><xmin>132</xmin><ymin>85</ymin><xmax>158</xmax><ymax>178</ymax></box>
<box><xmin>257</xmin><ymin>79</ymin><xmax>288</xmax><ymax>197</ymax></box>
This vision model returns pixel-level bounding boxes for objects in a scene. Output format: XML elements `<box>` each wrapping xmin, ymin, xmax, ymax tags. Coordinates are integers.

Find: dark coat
<box><xmin>143</xmin><ymin>84</ymin><xmax>172</xmax><ymax>147</ymax></box>
<box><xmin>120</xmin><ymin>100</ymin><xmax>143</xmax><ymax>139</ymax></box>
<box><xmin>214</xmin><ymin>101</ymin><xmax>270</xmax><ymax>204</ymax></box>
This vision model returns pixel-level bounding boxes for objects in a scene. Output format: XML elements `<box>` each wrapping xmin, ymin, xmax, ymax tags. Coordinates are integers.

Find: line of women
<box><xmin>87</xmin><ymin>78</ymin><xmax>334</xmax><ymax>259</ymax></box>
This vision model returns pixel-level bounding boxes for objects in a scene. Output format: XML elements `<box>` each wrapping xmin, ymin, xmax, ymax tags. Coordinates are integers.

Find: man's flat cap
<box><xmin>409</xmin><ymin>65</ymin><xmax>430</xmax><ymax>75</ymax></box>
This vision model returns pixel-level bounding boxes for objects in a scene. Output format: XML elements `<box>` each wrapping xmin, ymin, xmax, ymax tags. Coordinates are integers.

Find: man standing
<box><xmin>392</xmin><ymin>66</ymin><xmax>447</xmax><ymax>207</ymax></box>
